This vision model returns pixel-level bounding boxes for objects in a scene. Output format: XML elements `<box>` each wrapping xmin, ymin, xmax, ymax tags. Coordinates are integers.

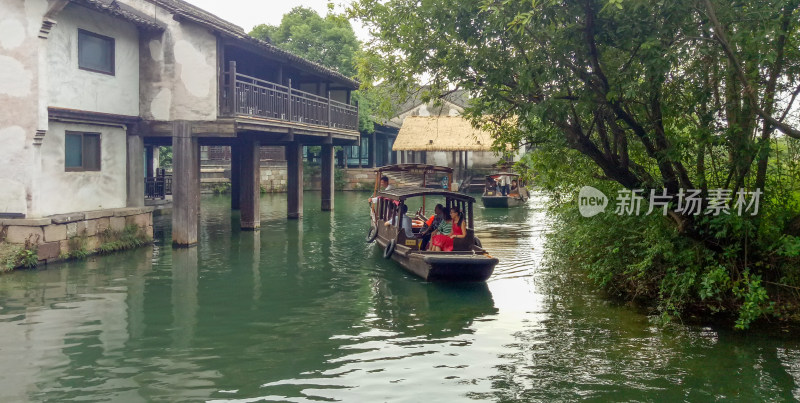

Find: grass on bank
<box><xmin>1</xmin><ymin>241</ymin><xmax>38</xmax><ymax>272</ymax></box>
<box><xmin>544</xmin><ymin>200</ymin><xmax>800</xmax><ymax>329</ymax></box>
<box><xmin>61</xmin><ymin>224</ymin><xmax>152</xmax><ymax>261</ymax></box>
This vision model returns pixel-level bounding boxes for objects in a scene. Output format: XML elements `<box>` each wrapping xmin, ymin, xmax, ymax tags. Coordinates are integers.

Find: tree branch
<box><xmin>702</xmin><ymin>0</ymin><xmax>800</xmax><ymax>138</ymax></box>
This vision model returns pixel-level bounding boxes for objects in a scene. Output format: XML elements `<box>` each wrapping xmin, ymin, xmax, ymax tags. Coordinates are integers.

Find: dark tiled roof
<box><xmin>148</xmin><ymin>0</ymin><xmax>358</xmax><ymax>88</ymax></box>
<box><xmin>153</xmin><ymin>0</ymin><xmax>246</xmax><ymax>36</ymax></box>
<box><xmin>238</xmin><ymin>36</ymin><xmax>359</xmax><ymax>88</ymax></box>
<box><xmin>72</xmin><ymin>0</ymin><xmax>166</xmax><ymax>31</ymax></box>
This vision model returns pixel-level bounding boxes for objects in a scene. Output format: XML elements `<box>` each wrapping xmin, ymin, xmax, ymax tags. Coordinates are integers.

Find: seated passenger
<box><xmin>428</xmin><ymin>206</ymin><xmax>466</xmax><ymax>252</ymax></box>
<box><xmin>420</xmin><ymin>204</ymin><xmax>445</xmax><ymax>250</ymax></box>
<box><xmin>510</xmin><ymin>180</ymin><xmax>519</xmax><ymax>194</ymax></box>
<box><xmin>486</xmin><ymin>178</ymin><xmax>496</xmax><ymax>193</ymax></box>
<box><xmin>385</xmin><ymin>204</ymin><xmax>414</xmax><ymax>238</ymax></box>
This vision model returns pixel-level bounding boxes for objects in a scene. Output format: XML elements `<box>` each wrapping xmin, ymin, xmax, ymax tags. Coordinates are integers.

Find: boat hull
<box><xmin>376</xmin><ymin>238</ymin><xmax>498</xmax><ymax>282</ymax></box>
<box><xmin>481</xmin><ymin>195</ymin><xmax>525</xmax><ymax>208</ymax></box>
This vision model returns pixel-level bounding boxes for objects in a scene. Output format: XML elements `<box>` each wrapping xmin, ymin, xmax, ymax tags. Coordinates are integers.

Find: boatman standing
<box><xmin>369</xmin><ymin>176</ymin><xmax>393</xmax><ymax>204</ymax></box>
<box><xmin>498</xmin><ymin>175</ymin><xmax>510</xmax><ymax>196</ymax></box>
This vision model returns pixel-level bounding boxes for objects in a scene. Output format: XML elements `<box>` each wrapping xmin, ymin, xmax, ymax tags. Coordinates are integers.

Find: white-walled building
<box><xmin>389</xmin><ymin>90</ymin><xmax>520</xmax><ymax>170</ymax></box>
<box><xmin>0</xmin><ymin>0</ymin><xmax>360</xmax><ymax>250</ymax></box>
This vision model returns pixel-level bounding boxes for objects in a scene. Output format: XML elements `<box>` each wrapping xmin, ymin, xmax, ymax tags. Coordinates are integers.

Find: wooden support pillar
<box><xmin>386</xmin><ymin>137</ymin><xmax>392</xmax><ymax>166</ymax></box>
<box><xmin>230</xmin><ymin>143</ymin><xmax>241</xmax><ymax>210</ymax></box>
<box><xmin>228</xmin><ymin>61</ymin><xmax>237</xmax><ymax>115</ymax></box>
<box><xmin>452</xmin><ymin>151</ymin><xmax>457</xmax><ymax>169</ymax></box>
<box><xmin>126</xmin><ymin>134</ymin><xmax>144</xmax><ymax>207</ymax></box>
<box><xmin>153</xmin><ymin>146</ymin><xmax>160</xmax><ymax>172</ymax></box>
<box><xmin>321</xmin><ymin>144</ymin><xmax>334</xmax><ymax>211</ymax></box>
<box><xmin>464</xmin><ymin>151</ymin><xmax>469</xmax><ymax>171</ymax></box>
<box><xmin>172</xmin><ymin>121</ymin><xmax>200</xmax><ymax>247</ymax></box>
<box><xmin>145</xmin><ymin>145</ymin><xmax>155</xmax><ymax>178</ymax></box>
<box><xmin>286</xmin><ymin>142</ymin><xmax>303</xmax><ymax>219</ymax></box>
<box><xmin>287</xmin><ymin>78</ymin><xmax>293</xmax><ymax>121</ymax></box>
<box><xmin>240</xmin><ymin>135</ymin><xmax>261</xmax><ymax>230</ymax></box>
<box><xmin>369</xmin><ymin>132</ymin><xmax>377</xmax><ymax>168</ymax></box>
<box><xmin>358</xmin><ymin>138</ymin><xmax>363</xmax><ymax>168</ymax></box>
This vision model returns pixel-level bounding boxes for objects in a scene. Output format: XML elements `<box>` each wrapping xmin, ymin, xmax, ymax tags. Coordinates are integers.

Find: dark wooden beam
<box><xmin>49</xmin><ymin>107</ymin><xmax>139</xmax><ymax>126</ymax></box>
<box><xmin>142</xmin><ymin>119</ymin><xmax>236</xmax><ymax>137</ymax></box>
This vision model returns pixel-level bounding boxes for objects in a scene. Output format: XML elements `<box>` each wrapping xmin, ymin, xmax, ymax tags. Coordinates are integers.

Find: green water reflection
<box><xmin>0</xmin><ymin>192</ymin><xmax>798</xmax><ymax>402</ymax></box>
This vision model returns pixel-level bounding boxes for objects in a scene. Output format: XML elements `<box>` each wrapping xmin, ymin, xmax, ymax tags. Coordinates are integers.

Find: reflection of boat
<box><xmin>371</xmin><ymin>275</ymin><xmax>497</xmax><ymax>338</ymax></box>
<box><xmin>368</xmin><ymin>186</ymin><xmax>499</xmax><ymax>282</ymax></box>
<box><xmin>482</xmin><ymin>173</ymin><xmax>529</xmax><ymax>208</ymax></box>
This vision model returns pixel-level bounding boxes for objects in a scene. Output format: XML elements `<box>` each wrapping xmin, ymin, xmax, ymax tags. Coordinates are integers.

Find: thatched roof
<box><xmin>393</xmin><ymin>116</ymin><xmax>494</xmax><ymax>152</ymax></box>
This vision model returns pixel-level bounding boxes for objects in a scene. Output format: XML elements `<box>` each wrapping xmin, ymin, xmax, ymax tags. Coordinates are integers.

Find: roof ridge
<box><xmin>135</xmin><ymin>0</ymin><xmax>358</xmax><ymax>88</ymax></box>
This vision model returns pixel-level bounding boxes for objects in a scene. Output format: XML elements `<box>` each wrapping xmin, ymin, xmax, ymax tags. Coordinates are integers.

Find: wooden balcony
<box><xmin>220</xmin><ymin>62</ymin><xmax>359</xmax><ymax>132</ymax></box>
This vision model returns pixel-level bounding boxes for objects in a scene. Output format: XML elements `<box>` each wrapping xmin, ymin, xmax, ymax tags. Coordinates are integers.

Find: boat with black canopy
<box><xmin>481</xmin><ymin>172</ymin><xmax>529</xmax><ymax>208</ymax></box>
<box><xmin>367</xmin><ymin>186</ymin><xmax>498</xmax><ymax>282</ymax></box>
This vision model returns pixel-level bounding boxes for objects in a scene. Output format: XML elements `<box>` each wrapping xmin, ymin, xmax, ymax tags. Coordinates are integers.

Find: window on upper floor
<box><xmin>65</xmin><ymin>132</ymin><xmax>101</xmax><ymax>172</ymax></box>
<box><xmin>78</xmin><ymin>29</ymin><xmax>115</xmax><ymax>75</ymax></box>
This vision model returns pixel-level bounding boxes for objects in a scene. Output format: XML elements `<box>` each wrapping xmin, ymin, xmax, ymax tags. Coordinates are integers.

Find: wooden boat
<box><xmin>481</xmin><ymin>173</ymin><xmax>529</xmax><ymax>208</ymax></box>
<box><xmin>367</xmin><ymin>185</ymin><xmax>499</xmax><ymax>282</ymax></box>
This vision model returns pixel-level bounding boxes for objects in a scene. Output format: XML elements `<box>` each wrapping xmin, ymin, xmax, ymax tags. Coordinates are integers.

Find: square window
<box><xmin>78</xmin><ymin>29</ymin><xmax>114</xmax><ymax>75</ymax></box>
<box><xmin>65</xmin><ymin>132</ymin><xmax>101</xmax><ymax>172</ymax></box>
<box><xmin>65</xmin><ymin>133</ymin><xmax>83</xmax><ymax>168</ymax></box>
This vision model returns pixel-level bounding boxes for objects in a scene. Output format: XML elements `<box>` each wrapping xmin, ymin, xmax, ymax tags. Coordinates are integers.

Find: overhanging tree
<box><xmin>352</xmin><ymin>0</ymin><xmax>800</xmax><ymax>326</ymax></box>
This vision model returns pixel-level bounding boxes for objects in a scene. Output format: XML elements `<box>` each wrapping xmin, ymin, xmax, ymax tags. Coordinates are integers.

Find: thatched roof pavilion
<box><xmin>393</xmin><ymin>116</ymin><xmax>494</xmax><ymax>152</ymax></box>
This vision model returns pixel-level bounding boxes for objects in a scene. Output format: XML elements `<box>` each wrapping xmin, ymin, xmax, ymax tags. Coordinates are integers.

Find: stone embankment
<box><xmin>0</xmin><ymin>207</ymin><xmax>154</xmax><ymax>269</ymax></box>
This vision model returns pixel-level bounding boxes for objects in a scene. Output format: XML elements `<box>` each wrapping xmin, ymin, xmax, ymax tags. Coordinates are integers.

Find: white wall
<box><xmin>416</xmin><ymin>150</ymin><xmax>501</xmax><ymax>169</ymax></box>
<box><xmin>390</xmin><ymin>100</ymin><xmax>464</xmax><ymax>127</ymax></box>
<box><xmin>36</xmin><ymin>122</ymin><xmax>127</xmax><ymax>215</ymax></box>
<box><xmin>128</xmin><ymin>0</ymin><xmax>218</xmax><ymax>121</ymax></box>
<box><xmin>0</xmin><ymin>0</ymin><xmax>47</xmax><ymax>217</ymax></box>
<box><xmin>47</xmin><ymin>4</ymin><xmax>140</xmax><ymax>116</ymax></box>
<box><xmin>470</xmin><ymin>151</ymin><xmax>502</xmax><ymax>168</ymax></box>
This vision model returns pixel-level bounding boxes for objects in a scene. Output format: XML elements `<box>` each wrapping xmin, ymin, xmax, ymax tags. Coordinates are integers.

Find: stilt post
<box><xmin>240</xmin><ymin>135</ymin><xmax>261</xmax><ymax>230</ymax></box>
<box><xmin>126</xmin><ymin>134</ymin><xmax>144</xmax><ymax>207</ymax></box>
<box><xmin>230</xmin><ymin>142</ymin><xmax>241</xmax><ymax>210</ymax></box>
<box><xmin>286</xmin><ymin>142</ymin><xmax>303</xmax><ymax>219</ymax></box>
<box><xmin>172</xmin><ymin>121</ymin><xmax>200</xmax><ymax>247</ymax></box>
<box><xmin>321</xmin><ymin>143</ymin><xmax>334</xmax><ymax>211</ymax></box>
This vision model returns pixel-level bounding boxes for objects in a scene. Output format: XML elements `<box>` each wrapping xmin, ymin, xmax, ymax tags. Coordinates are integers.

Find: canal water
<box><xmin>1</xmin><ymin>191</ymin><xmax>799</xmax><ymax>402</ymax></box>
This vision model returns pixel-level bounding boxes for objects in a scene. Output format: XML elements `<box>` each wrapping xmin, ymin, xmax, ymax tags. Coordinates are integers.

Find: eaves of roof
<box><xmin>157</xmin><ymin>0</ymin><xmax>359</xmax><ymax>89</ymax></box>
<box><xmin>71</xmin><ymin>0</ymin><xmax>166</xmax><ymax>31</ymax></box>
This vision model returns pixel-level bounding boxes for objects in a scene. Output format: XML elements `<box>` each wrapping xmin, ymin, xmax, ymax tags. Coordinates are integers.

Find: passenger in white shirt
<box><xmin>385</xmin><ymin>204</ymin><xmax>414</xmax><ymax>238</ymax></box>
<box><xmin>498</xmin><ymin>175</ymin><xmax>510</xmax><ymax>196</ymax></box>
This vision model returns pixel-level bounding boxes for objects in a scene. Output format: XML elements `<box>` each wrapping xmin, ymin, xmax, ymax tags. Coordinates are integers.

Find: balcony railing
<box><xmin>221</xmin><ymin>62</ymin><xmax>359</xmax><ymax>132</ymax></box>
<box><xmin>145</xmin><ymin>174</ymin><xmax>172</xmax><ymax>199</ymax></box>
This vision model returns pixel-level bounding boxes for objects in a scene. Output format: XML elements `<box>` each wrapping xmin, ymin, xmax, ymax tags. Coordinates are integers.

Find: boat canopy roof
<box><xmin>375</xmin><ymin>164</ymin><xmax>454</xmax><ymax>174</ymax></box>
<box><xmin>486</xmin><ymin>172</ymin><xmax>520</xmax><ymax>179</ymax></box>
<box><xmin>377</xmin><ymin>187</ymin><xmax>475</xmax><ymax>203</ymax></box>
